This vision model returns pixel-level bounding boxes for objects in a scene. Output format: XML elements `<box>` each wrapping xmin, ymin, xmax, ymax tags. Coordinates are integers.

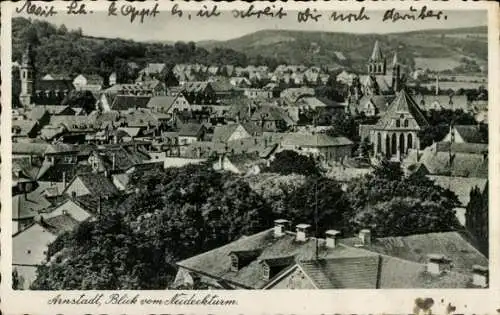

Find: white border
<box><xmin>1</xmin><ymin>1</ymin><xmax>499</xmax><ymax>314</ymax></box>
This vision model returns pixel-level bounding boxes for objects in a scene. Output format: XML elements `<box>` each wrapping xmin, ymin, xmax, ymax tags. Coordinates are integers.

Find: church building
<box><xmin>348</xmin><ymin>41</ymin><xmax>402</xmax><ymax>117</ymax></box>
<box><xmin>367</xmin><ymin>88</ymin><xmax>429</xmax><ymax>160</ymax></box>
<box><xmin>19</xmin><ymin>45</ymin><xmax>75</xmax><ymax>108</ymax></box>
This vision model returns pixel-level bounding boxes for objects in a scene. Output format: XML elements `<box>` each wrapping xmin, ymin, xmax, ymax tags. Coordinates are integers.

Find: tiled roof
<box><xmin>212</xmin><ymin>124</ymin><xmax>242</xmax><ymax>143</ymax></box>
<box><xmin>376</xmin><ymin>89</ymin><xmax>429</xmax><ymax>129</ymax></box>
<box><xmin>12</xmin><ymin>142</ymin><xmax>76</xmax><ymax>156</ymax></box>
<box><xmin>111</xmin><ymin>95</ymin><xmax>151</xmax><ymax>111</ymax></box>
<box><xmin>299</xmin><ymin>256</ymin><xmax>380</xmax><ymax>289</ymax></box>
<box><xmin>12</xmin><ymin>119</ymin><xmax>37</xmax><ymax>137</ymax></box>
<box><xmin>93</xmin><ymin>146</ymin><xmax>150</xmax><ymax>172</ymax></box>
<box><xmin>406</xmin><ymin>142</ymin><xmax>488</xmax><ymax>178</ymax></box>
<box><xmin>37</xmin><ymin>163</ymin><xmax>93</xmax><ymax>183</ymax></box>
<box><xmin>340</xmin><ymin>231</ymin><xmax>487</xmax><ymax>275</ymax></box>
<box><xmin>12</xmin><ymin>192</ymin><xmax>51</xmax><ymax>220</ymax></box>
<box><xmin>183</xmin><ymin>81</ymin><xmax>211</xmax><ymax>93</ymax></box>
<box><xmin>250</xmin><ymin>105</ymin><xmax>295</xmax><ymax>126</ymax></box>
<box><xmin>26</xmin><ymin>107</ymin><xmax>48</xmax><ymax>121</ymax></box>
<box><xmin>453</xmin><ymin>125</ymin><xmax>486</xmax><ymax>143</ymax></box>
<box><xmin>177</xmin><ymin>229</ymin><xmax>376</xmax><ymax>289</ymax></box>
<box><xmin>41</xmin><ymin>214</ymin><xmax>79</xmax><ymax>235</ymax></box>
<box><xmin>178</xmin><ymin>123</ymin><xmax>205</xmax><ymax>137</ymax></box>
<box><xmin>69</xmin><ymin>173</ymin><xmax>120</xmax><ymax>197</ymax></box>
<box><xmin>146</xmin><ymin>96</ymin><xmax>179</xmax><ymax>110</ymax></box>
<box><xmin>358</xmin><ymin>95</ymin><xmax>395</xmax><ymax>113</ymax></box>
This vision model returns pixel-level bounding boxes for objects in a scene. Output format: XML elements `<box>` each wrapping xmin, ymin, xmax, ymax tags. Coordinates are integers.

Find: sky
<box><xmin>14</xmin><ymin>8</ymin><xmax>487</xmax><ymax>43</ymax></box>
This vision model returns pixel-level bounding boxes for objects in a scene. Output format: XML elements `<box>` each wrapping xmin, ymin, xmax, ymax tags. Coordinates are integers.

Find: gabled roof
<box><xmin>376</xmin><ymin>89</ymin><xmax>429</xmax><ymax>129</ymax></box>
<box><xmin>212</xmin><ymin>124</ymin><xmax>245</xmax><ymax>143</ymax></box>
<box><xmin>12</xmin><ymin>192</ymin><xmax>51</xmax><ymax>220</ymax></box>
<box><xmin>453</xmin><ymin>125</ymin><xmax>486</xmax><ymax>143</ymax></box>
<box><xmin>92</xmin><ymin>146</ymin><xmax>150</xmax><ymax>172</ymax></box>
<box><xmin>146</xmin><ymin>95</ymin><xmax>179</xmax><ymax>110</ymax></box>
<box><xmin>41</xmin><ymin>213</ymin><xmax>79</xmax><ymax>235</ymax></box>
<box><xmin>250</xmin><ymin>105</ymin><xmax>295</xmax><ymax>126</ymax></box>
<box><xmin>66</xmin><ymin>173</ymin><xmax>120</xmax><ymax>198</ymax></box>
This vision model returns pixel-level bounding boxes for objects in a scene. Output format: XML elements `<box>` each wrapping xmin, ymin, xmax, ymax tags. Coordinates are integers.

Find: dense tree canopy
<box><xmin>32</xmin><ymin>163</ymin><xmax>272</xmax><ymax>290</ymax></box>
<box><xmin>267</xmin><ymin>150</ymin><xmax>321</xmax><ymax>177</ymax></box>
<box><xmin>12</xmin><ymin>17</ymin><xmax>283</xmax><ymax>81</ymax></box>
<box><xmin>345</xmin><ymin>162</ymin><xmax>461</xmax><ymax>237</ymax></box>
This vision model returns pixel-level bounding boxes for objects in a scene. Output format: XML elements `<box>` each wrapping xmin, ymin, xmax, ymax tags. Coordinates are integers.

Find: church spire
<box><xmin>370</xmin><ymin>40</ymin><xmax>384</xmax><ymax>62</ymax></box>
<box><xmin>392</xmin><ymin>51</ymin><xmax>399</xmax><ymax>68</ymax></box>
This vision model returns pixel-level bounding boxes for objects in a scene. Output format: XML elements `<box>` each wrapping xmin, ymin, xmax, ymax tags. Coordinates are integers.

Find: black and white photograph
<box><xmin>6</xmin><ymin>1</ymin><xmax>493</xmax><ymax>296</ymax></box>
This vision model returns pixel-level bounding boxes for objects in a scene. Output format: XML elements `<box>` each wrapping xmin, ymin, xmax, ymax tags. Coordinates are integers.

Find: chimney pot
<box><xmin>426</xmin><ymin>254</ymin><xmax>452</xmax><ymax>275</ymax></box>
<box><xmin>273</xmin><ymin>219</ymin><xmax>289</xmax><ymax>238</ymax></box>
<box><xmin>359</xmin><ymin>229</ymin><xmax>371</xmax><ymax>246</ymax></box>
<box><xmin>472</xmin><ymin>265</ymin><xmax>488</xmax><ymax>287</ymax></box>
<box><xmin>295</xmin><ymin>223</ymin><xmax>311</xmax><ymax>242</ymax></box>
<box><xmin>325</xmin><ymin>229</ymin><xmax>341</xmax><ymax>248</ymax></box>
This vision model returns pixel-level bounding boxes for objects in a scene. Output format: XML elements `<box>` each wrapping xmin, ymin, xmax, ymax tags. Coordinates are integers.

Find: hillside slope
<box><xmin>199</xmin><ymin>27</ymin><xmax>488</xmax><ymax>72</ymax></box>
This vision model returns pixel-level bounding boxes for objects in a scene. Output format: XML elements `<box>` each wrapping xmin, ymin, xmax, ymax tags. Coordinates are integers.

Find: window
<box><xmin>262</xmin><ymin>263</ymin><xmax>270</xmax><ymax>280</ymax></box>
<box><xmin>395</xmin><ymin>119</ymin><xmax>400</xmax><ymax>127</ymax></box>
<box><xmin>27</xmin><ymin>250</ymin><xmax>31</xmax><ymax>254</ymax></box>
<box><xmin>403</xmin><ymin>119</ymin><xmax>409</xmax><ymax>127</ymax></box>
<box><xmin>230</xmin><ymin>254</ymin><xmax>238</xmax><ymax>272</ymax></box>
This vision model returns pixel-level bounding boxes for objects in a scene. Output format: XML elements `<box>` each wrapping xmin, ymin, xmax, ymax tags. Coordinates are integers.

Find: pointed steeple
<box><xmin>370</xmin><ymin>40</ymin><xmax>384</xmax><ymax>62</ymax></box>
<box><xmin>392</xmin><ymin>51</ymin><xmax>399</xmax><ymax>68</ymax></box>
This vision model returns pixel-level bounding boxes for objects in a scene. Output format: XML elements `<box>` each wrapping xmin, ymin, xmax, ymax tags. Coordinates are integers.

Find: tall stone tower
<box><xmin>19</xmin><ymin>44</ymin><xmax>35</xmax><ymax>107</ymax></box>
<box><xmin>367</xmin><ymin>40</ymin><xmax>386</xmax><ymax>75</ymax></box>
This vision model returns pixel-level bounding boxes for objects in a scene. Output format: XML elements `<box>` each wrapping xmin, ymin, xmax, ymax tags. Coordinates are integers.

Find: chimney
<box><xmin>359</xmin><ymin>229</ymin><xmax>371</xmax><ymax>246</ymax></box>
<box><xmin>273</xmin><ymin>219</ymin><xmax>289</xmax><ymax>238</ymax></box>
<box><xmin>426</xmin><ymin>254</ymin><xmax>452</xmax><ymax>275</ymax></box>
<box><xmin>112</xmin><ymin>153</ymin><xmax>116</xmax><ymax>171</ymax></box>
<box><xmin>471</xmin><ymin>265</ymin><xmax>488</xmax><ymax>288</ymax></box>
<box><xmin>295</xmin><ymin>224</ymin><xmax>311</xmax><ymax>242</ymax></box>
<box><xmin>325</xmin><ymin>230</ymin><xmax>341</xmax><ymax>248</ymax></box>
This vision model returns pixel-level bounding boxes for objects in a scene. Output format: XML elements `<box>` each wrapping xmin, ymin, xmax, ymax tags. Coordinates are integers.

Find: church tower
<box><xmin>391</xmin><ymin>51</ymin><xmax>401</xmax><ymax>92</ymax></box>
<box><xmin>19</xmin><ymin>44</ymin><xmax>35</xmax><ymax>107</ymax></box>
<box><xmin>367</xmin><ymin>40</ymin><xmax>386</xmax><ymax>75</ymax></box>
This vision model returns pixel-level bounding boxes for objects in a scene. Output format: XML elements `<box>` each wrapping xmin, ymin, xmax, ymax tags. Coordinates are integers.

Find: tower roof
<box><xmin>392</xmin><ymin>51</ymin><xmax>399</xmax><ymax>67</ymax></box>
<box><xmin>376</xmin><ymin>89</ymin><xmax>429</xmax><ymax>129</ymax></box>
<box><xmin>22</xmin><ymin>44</ymin><xmax>34</xmax><ymax>67</ymax></box>
<box><xmin>370</xmin><ymin>40</ymin><xmax>384</xmax><ymax>62</ymax></box>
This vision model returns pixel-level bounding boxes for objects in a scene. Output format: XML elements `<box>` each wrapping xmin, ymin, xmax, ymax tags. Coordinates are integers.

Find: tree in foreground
<box><xmin>267</xmin><ymin>150</ymin><xmax>320</xmax><ymax>177</ymax></box>
<box><xmin>31</xmin><ymin>163</ymin><xmax>271</xmax><ymax>290</ymax></box>
<box><xmin>345</xmin><ymin>162</ymin><xmax>461</xmax><ymax>237</ymax></box>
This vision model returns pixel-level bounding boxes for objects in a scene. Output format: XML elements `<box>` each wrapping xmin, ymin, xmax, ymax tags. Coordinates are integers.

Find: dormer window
<box><xmin>230</xmin><ymin>254</ymin><xmax>239</xmax><ymax>272</ymax></box>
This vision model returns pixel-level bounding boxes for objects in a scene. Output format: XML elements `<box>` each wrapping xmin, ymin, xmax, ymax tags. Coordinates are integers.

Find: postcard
<box><xmin>1</xmin><ymin>1</ymin><xmax>499</xmax><ymax>314</ymax></box>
